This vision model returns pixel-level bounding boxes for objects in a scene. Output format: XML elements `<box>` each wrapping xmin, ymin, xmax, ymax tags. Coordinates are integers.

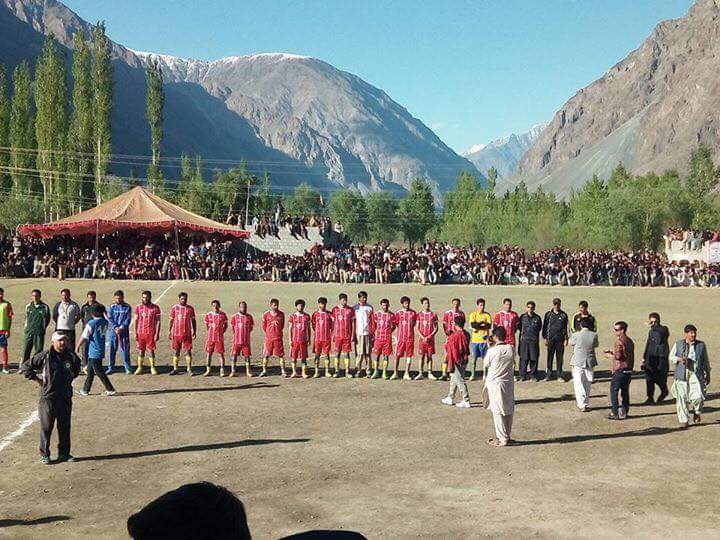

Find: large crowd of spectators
<box><xmin>663</xmin><ymin>227</ymin><xmax>720</xmax><ymax>252</ymax></box>
<box><xmin>1</xmin><ymin>234</ymin><xmax>719</xmax><ymax>287</ymax></box>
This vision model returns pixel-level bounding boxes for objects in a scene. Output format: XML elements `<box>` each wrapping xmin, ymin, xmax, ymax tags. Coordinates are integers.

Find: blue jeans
<box><xmin>109</xmin><ymin>330</ymin><xmax>131</xmax><ymax>371</ymax></box>
<box><xmin>610</xmin><ymin>370</ymin><xmax>632</xmax><ymax>415</ymax></box>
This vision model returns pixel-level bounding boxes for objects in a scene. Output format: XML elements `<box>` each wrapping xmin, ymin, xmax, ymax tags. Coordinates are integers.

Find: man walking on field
<box><xmin>670</xmin><ymin>324</ymin><xmax>711</xmax><ymax>427</ymax></box>
<box><xmin>416</xmin><ymin>297</ymin><xmax>438</xmax><ymax>380</ymax></box>
<box><xmin>441</xmin><ymin>316</ymin><xmax>471</xmax><ymax>408</ymax></box>
<box><xmin>288</xmin><ymin>299</ymin><xmax>311</xmax><ymax>378</ymax></box>
<box><xmin>484</xmin><ymin>327</ymin><xmax>516</xmax><ymax>447</ymax></box>
<box><xmin>604</xmin><ymin>321</ymin><xmax>634</xmax><ymax>420</ymax></box>
<box><xmin>261</xmin><ymin>298</ymin><xmax>285</xmax><ymax>377</ymax></box>
<box><xmin>332</xmin><ymin>293</ymin><xmax>355</xmax><ymax>378</ymax></box>
<box><xmin>569</xmin><ymin>317</ymin><xmax>598</xmax><ymax>411</ymax></box>
<box><xmin>395</xmin><ymin>296</ymin><xmax>417</xmax><ymax>380</ymax></box>
<box><xmin>169</xmin><ymin>292</ymin><xmax>197</xmax><ymax>376</ymax></box>
<box><xmin>134</xmin><ymin>291</ymin><xmax>162</xmax><ymax>375</ymax></box>
<box><xmin>230</xmin><ymin>301</ymin><xmax>254</xmax><ymax>377</ymax></box>
<box><xmin>204</xmin><ymin>300</ymin><xmax>228</xmax><ymax>376</ymax></box>
<box><xmin>311</xmin><ymin>297</ymin><xmax>333</xmax><ymax>378</ymax></box>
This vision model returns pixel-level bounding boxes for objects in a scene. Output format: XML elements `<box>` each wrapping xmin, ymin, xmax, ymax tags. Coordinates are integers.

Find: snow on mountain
<box><xmin>463</xmin><ymin>123</ymin><xmax>548</xmax><ymax>178</ymax></box>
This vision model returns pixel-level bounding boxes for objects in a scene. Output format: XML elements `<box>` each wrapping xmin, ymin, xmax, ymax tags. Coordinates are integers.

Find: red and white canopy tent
<box><xmin>18</xmin><ymin>186</ymin><xmax>249</xmax><ymax>252</ymax></box>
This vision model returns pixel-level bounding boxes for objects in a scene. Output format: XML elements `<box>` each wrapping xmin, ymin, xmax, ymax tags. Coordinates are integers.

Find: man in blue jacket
<box><xmin>107</xmin><ymin>290</ymin><xmax>132</xmax><ymax>374</ymax></box>
<box><xmin>76</xmin><ymin>304</ymin><xmax>116</xmax><ymax>396</ymax></box>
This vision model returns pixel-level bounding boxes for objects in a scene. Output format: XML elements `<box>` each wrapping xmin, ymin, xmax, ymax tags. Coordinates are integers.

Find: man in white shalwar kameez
<box><xmin>483</xmin><ymin>327</ymin><xmax>516</xmax><ymax>447</ymax></box>
<box><xmin>669</xmin><ymin>324</ymin><xmax>711</xmax><ymax>427</ymax></box>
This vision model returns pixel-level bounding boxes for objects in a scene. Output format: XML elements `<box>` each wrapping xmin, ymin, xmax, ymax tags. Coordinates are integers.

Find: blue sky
<box><xmin>64</xmin><ymin>0</ymin><xmax>694</xmax><ymax>153</ymax></box>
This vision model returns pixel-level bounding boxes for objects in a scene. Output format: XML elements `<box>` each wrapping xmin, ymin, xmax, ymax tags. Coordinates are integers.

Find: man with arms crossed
<box><xmin>468</xmin><ymin>298</ymin><xmax>492</xmax><ymax>380</ymax></box>
<box><xmin>108</xmin><ymin>290</ymin><xmax>133</xmax><ymax>374</ymax></box>
<box><xmin>518</xmin><ymin>301</ymin><xmax>542</xmax><ymax>381</ymax></box>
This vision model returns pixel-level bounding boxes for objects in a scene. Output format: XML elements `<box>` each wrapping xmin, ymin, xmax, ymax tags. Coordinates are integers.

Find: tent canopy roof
<box><xmin>18</xmin><ymin>186</ymin><xmax>249</xmax><ymax>239</ymax></box>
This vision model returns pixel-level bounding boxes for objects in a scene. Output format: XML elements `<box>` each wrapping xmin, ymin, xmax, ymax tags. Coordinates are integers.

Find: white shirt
<box><xmin>353</xmin><ymin>303</ymin><xmax>373</xmax><ymax>336</ymax></box>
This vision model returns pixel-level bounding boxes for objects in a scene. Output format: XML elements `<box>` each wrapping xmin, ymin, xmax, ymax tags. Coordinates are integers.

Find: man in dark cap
<box><xmin>542</xmin><ymin>298</ymin><xmax>569</xmax><ymax>382</ymax></box>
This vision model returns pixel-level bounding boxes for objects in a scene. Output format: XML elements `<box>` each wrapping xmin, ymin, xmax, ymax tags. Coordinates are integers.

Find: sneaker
<box><xmin>168</xmin><ymin>369</ymin><xmax>178</xmax><ymax>376</ymax></box>
<box><xmin>403</xmin><ymin>373</ymin><xmax>412</xmax><ymax>381</ymax></box>
<box><xmin>150</xmin><ymin>366</ymin><xmax>158</xmax><ymax>376</ymax></box>
<box><xmin>607</xmin><ymin>413</ymin><xmax>620</xmax><ymax>420</ymax></box>
<box><xmin>413</xmin><ymin>373</ymin><xmax>424</xmax><ymax>381</ymax></box>
<box><xmin>124</xmin><ymin>369</ymin><xmax>133</xmax><ymax>375</ymax></box>
<box><xmin>40</xmin><ymin>455</ymin><xmax>51</xmax><ymax>465</ymax></box>
<box><xmin>455</xmin><ymin>400</ymin><xmax>471</xmax><ymax>409</ymax></box>
<box><xmin>81</xmin><ymin>367</ymin><xmax>88</xmax><ymax>376</ymax></box>
<box><xmin>618</xmin><ymin>409</ymin><xmax>627</xmax><ymax>420</ymax></box>
<box><xmin>105</xmin><ymin>367</ymin><xmax>113</xmax><ymax>375</ymax></box>
<box><xmin>1</xmin><ymin>368</ymin><xmax>9</xmax><ymax>374</ymax></box>
<box><xmin>428</xmin><ymin>373</ymin><xmax>438</xmax><ymax>381</ymax></box>
<box><xmin>77</xmin><ymin>389</ymin><xmax>89</xmax><ymax>396</ymax></box>
<box><xmin>56</xmin><ymin>454</ymin><xmax>75</xmax><ymax>463</ymax></box>
<box><xmin>441</xmin><ymin>397</ymin><xmax>454</xmax><ymax>406</ymax></box>
<box><xmin>103</xmin><ymin>390</ymin><xmax>117</xmax><ymax>396</ymax></box>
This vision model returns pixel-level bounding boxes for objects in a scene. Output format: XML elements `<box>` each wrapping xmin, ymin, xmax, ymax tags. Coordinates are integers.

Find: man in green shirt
<box><xmin>23</xmin><ymin>289</ymin><xmax>51</xmax><ymax>366</ymax></box>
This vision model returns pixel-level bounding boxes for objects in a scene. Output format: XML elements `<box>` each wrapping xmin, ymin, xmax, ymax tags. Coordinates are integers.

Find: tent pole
<box><xmin>244</xmin><ymin>176</ymin><xmax>251</xmax><ymax>228</ymax></box>
<box><xmin>95</xmin><ymin>219</ymin><xmax>100</xmax><ymax>262</ymax></box>
<box><xmin>174</xmin><ymin>221</ymin><xmax>180</xmax><ymax>257</ymax></box>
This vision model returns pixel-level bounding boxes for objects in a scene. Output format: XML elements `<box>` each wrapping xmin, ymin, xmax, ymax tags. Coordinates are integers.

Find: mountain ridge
<box><xmin>462</xmin><ymin>123</ymin><xmax>548</xmax><ymax>178</ymax></box>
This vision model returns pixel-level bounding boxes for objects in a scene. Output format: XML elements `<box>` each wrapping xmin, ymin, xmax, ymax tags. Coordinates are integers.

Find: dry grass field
<box><xmin>0</xmin><ymin>278</ymin><xmax>718</xmax><ymax>539</ymax></box>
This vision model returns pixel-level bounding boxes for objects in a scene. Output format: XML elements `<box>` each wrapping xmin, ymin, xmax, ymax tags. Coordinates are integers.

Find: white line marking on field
<box><xmin>0</xmin><ymin>410</ymin><xmax>39</xmax><ymax>453</ymax></box>
<box><xmin>0</xmin><ymin>280</ymin><xmax>179</xmax><ymax>454</ymax></box>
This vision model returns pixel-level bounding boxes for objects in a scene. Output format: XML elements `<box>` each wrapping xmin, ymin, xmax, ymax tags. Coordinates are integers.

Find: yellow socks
<box><xmin>149</xmin><ymin>357</ymin><xmax>158</xmax><ymax>375</ymax></box>
<box><xmin>134</xmin><ymin>357</ymin><xmax>143</xmax><ymax>375</ymax></box>
<box><xmin>172</xmin><ymin>356</ymin><xmax>179</xmax><ymax>369</ymax></box>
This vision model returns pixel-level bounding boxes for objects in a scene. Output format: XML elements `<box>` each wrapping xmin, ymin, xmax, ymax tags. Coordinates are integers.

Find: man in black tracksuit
<box><xmin>20</xmin><ymin>332</ymin><xmax>81</xmax><ymax>464</ymax></box>
<box><xmin>542</xmin><ymin>298</ymin><xmax>569</xmax><ymax>381</ymax></box>
<box><xmin>641</xmin><ymin>312</ymin><xmax>670</xmax><ymax>405</ymax></box>
<box><xmin>518</xmin><ymin>301</ymin><xmax>543</xmax><ymax>381</ymax></box>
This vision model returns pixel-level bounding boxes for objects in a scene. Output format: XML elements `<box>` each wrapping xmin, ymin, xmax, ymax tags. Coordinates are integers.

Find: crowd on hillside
<box><xmin>1</xmin><ymin>234</ymin><xmax>718</xmax><ymax>287</ymax></box>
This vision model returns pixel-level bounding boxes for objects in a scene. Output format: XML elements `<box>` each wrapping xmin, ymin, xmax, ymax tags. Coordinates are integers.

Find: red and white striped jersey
<box><xmin>372</xmin><ymin>310</ymin><xmax>396</xmax><ymax>342</ymax></box>
<box><xmin>443</xmin><ymin>309</ymin><xmax>465</xmax><ymax>334</ymax></box>
<box><xmin>230</xmin><ymin>312</ymin><xmax>254</xmax><ymax>346</ymax></box>
<box><xmin>331</xmin><ymin>305</ymin><xmax>354</xmax><ymax>341</ymax></box>
<box><xmin>312</xmin><ymin>310</ymin><xmax>333</xmax><ymax>342</ymax></box>
<box><xmin>204</xmin><ymin>311</ymin><xmax>228</xmax><ymax>342</ymax></box>
<box><xmin>289</xmin><ymin>312</ymin><xmax>311</xmax><ymax>344</ymax></box>
<box><xmin>135</xmin><ymin>303</ymin><xmax>161</xmax><ymax>336</ymax></box>
<box><xmin>170</xmin><ymin>304</ymin><xmax>196</xmax><ymax>338</ymax></box>
<box><xmin>395</xmin><ymin>308</ymin><xmax>417</xmax><ymax>343</ymax></box>
<box><xmin>417</xmin><ymin>310</ymin><xmax>438</xmax><ymax>338</ymax></box>
<box><xmin>262</xmin><ymin>310</ymin><xmax>285</xmax><ymax>341</ymax></box>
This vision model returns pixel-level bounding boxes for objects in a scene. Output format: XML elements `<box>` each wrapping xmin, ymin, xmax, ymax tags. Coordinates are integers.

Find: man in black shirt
<box><xmin>20</xmin><ymin>332</ymin><xmax>82</xmax><ymax>464</ymax></box>
<box><xmin>518</xmin><ymin>301</ymin><xmax>542</xmax><ymax>381</ymax></box>
<box><xmin>542</xmin><ymin>298</ymin><xmax>569</xmax><ymax>381</ymax></box>
<box><xmin>641</xmin><ymin>312</ymin><xmax>670</xmax><ymax>405</ymax></box>
<box><xmin>572</xmin><ymin>300</ymin><xmax>596</xmax><ymax>332</ymax></box>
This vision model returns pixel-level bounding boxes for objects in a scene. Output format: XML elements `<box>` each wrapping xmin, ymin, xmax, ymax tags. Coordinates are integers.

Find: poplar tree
<box><xmin>9</xmin><ymin>61</ymin><xmax>35</xmax><ymax>195</ymax></box>
<box><xmin>145</xmin><ymin>57</ymin><xmax>164</xmax><ymax>193</ymax></box>
<box><xmin>0</xmin><ymin>64</ymin><xmax>10</xmax><ymax>191</ymax></box>
<box><xmin>92</xmin><ymin>22</ymin><xmax>112</xmax><ymax>203</ymax></box>
<box><xmin>69</xmin><ymin>30</ymin><xmax>94</xmax><ymax>211</ymax></box>
<box><xmin>35</xmin><ymin>35</ymin><xmax>69</xmax><ymax>218</ymax></box>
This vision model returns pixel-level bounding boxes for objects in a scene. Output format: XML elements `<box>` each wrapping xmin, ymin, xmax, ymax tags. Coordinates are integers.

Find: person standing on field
<box><xmin>134</xmin><ymin>291</ymin><xmax>162</xmax><ymax>375</ymax></box>
<box><xmin>0</xmin><ymin>287</ymin><xmax>14</xmax><ymax>374</ymax></box>
<box><xmin>518</xmin><ymin>301</ymin><xmax>542</xmax><ymax>381</ymax></box>
<box><xmin>353</xmin><ymin>291</ymin><xmax>373</xmax><ymax>378</ymax></box>
<box><xmin>168</xmin><ymin>292</ymin><xmax>197</xmax><ymax>376</ymax></box>
<box><xmin>569</xmin><ymin>317</ymin><xmax>598</xmax><ymax>412</ymax></box>
<box><xmin>107</xmin><ymin>290</ymin><xmax>132</xmax><ymax>375</ymax></box>
<box><xmin>483</xmin><ymin>327</ymin><xmax>516</xmax><ymax>446</ymax></box>
<box><xmin>441</xmin><ymin>316</ymin><xmax>471</xmax><ymax>408</ymax></box>
<box><xmin>641</xmin><ymin>312</ymin><xmax>670</xmax><ymax>405</ymax></box>
<box><xmin>20</xmin><ymin>332</ymin><xmax>81</xmax><ymax>464</ymax></box>
<box><xmin>441</xmin><ymin>298</ymin><xmax>465</xmax><ymax>380</ymax></box>
<box><xmin>23</xmin><ymin>289</ymin><xmax>51</xmax><ymax>367</ymax></box>
<box><xmin>416</xmin><ymin>297</ymin><xmax>438</xmax><ymax>380</ymax></box>
<box><xmin>395</xmin><ymin>296</ymin><xmax>417</xmax><ymax>380</ymax></box>
<box><xmin>372</xmin><ymin>299</ymin><xmax>396</xmax><ymax>379</ymax></box>
<box><xmin>76</xmin><ymin>304</ymin><xmax>116</xmax><ymax>396</ymax></box>
<box><xmin>572</xmin><ymin>300</ymin><xmax>596</xmax><ymax>333</ymax></box>
<box><xmin>204</xmin><ymin>300</ymin><xmax>228</xmax><ymax>376</ymax></box>
<box><xmin>468</xmin><ymin>298</ymin><xmax>492</xmax><ymax>380</ymax></box>
<box><xmin>311</xmin><ymin>297</ymin><xmax>333</xmax><ymax>378</ymax></box>
<box><xmin>604</xmin><ymin>321</ymin><xmax>634</xmax><ymax>420</ymax></box>
<box><xmin>332</xmin><ymin>294</ymin><xmax>355</xmax><ymax>378</ymax></box>
<box><xmin>52</xmin><ymin>289</ymin><xmax>81</xmax><ymax>353</ymax></box>
<box><xmin>670</xmin><ymin>324</ymin><xmax>711</xmax><ymax>427</ymax></box>
<box><xmin>79</xmin><ymin>291</ymin><xmax>99</xmax><ymax>374</ymax></box>
<box><xmin>288</xmin><ymin>299</ymin><xmax>311</xmax><ymax>378</ymax></box>
<box><xmin>261</xmin><ymin>298</ymin><xmax>285</xmax><ymax>377</ymax></box>
<box><xmin>542</xmin><ymin>298</ymin><xmax>569</xmax><ymax>382</ymax></box>
<box><xmin>230</xmin><ymin>301</ymin><xmax>254</xmax><ymax>377</ymax></box>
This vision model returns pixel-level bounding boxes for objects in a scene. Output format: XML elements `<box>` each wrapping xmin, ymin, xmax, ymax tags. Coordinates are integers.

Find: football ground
<box><xmin>0</xmin><ymin>279</ymin><xmax>719</xmax><ymax>539</ymax></box>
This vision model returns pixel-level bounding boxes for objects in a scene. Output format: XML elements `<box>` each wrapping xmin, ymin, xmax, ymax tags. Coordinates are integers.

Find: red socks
<box><xmin>1</xmin><ymin>349</ymin><xmax>8</xmax><ymax>368</ymax></box>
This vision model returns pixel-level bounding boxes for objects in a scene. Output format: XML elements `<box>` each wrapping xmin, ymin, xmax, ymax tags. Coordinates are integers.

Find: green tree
<box><xmin>92</xmin><ymin>22</ymin><xmax>113</xmax><ymax>203</ymax></box>
<box><xmin>686</xmin><ymin>146</ymin><xmax>717</xmax><ymax>196</ymax></box>
<box><xmin>286</xmin><ymin>183</ymin><xmax>322</xmax><ymax>216</ymax></box>
<box><xmin>9</xmin><ymin>61</ymin><xmax>35</xmax><ymax>195</ymax></box>
<box><xmin>251</xmin><ymin>172</ymin><xmax>277</xmax><ymax>217</ymax></box>
<box><xmin>35</xmin><ymin>35</ymin><xmax>69</xmax><ymax>218</ymax></box>
<box><xmin>328</xmin><ymin>189</ymin><xmax>368</xmax><ymax>242</ymax></box>
<box><xmin>0</xmin><ymin>64</ymin><xmax>10</xmax><ymax>191</ymax></box>
<box><xmin>398</xmin><ymin>179</ymin><xmax>436</xmax><ymax>245</ymax></box>
<box><xmin>486</xmin><ymin>167</ymin><xmax>498</xmax><ymax>191</ymax></box>
<box><xmin>366</xmin><ymin>191</ymin><xmax>399</xmax><ymax>243</ymax></box>
<box><xmin>69</xmin><ymin>30</ymin><xmax>95</xmax><ymax>211</ymax></box>
<box><xmin>145</xmin><ymin>57</ymin><xmax>164</xmax><ymax>194</ymax></box>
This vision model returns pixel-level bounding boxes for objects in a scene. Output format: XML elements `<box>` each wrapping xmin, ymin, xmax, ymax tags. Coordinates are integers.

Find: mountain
<box><xmin>0</xmin><ymin>0</ymin><xmax>479</xmax><ymax>195</ymax></box>
<box><xmin>462</xmin><ymin>123</ymin><xmax>547</xmax><ymax>178</ymax></box>
<box><xmin>509</xmin><ymin>0</ymin><xmax>720</xmax><ymax>197</ymax></box>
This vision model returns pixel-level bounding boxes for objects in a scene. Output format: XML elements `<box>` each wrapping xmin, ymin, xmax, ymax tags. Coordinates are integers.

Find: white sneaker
<box><xmin>455</xmin><ymin>400</ymin><xmax>471</xmax><ymax>409</ymax></box>
<box><xmin>103</xmin><ymin>390</ymin><xmax>117</xmax><ymax>396</ymax></box>
<box><xmin>77</xmin><ymin>389</ymin><xmax>89</xmax><ymax>396</ymax></box>
<box><xmin>441</xmin><ymin>397</ymin><xmax>454</xmax><ymax>406</ymax></box>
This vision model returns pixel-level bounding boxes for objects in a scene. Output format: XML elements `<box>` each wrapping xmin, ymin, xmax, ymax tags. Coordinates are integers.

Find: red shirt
<box><xmin>417</xmin><ymin>310</ymin><xmax>438</xmax><ymax>339</ymax></box>
<box><xmin>395</xmin><ymin>308</ymin><xmax>417</xmax><ymax>343</ymax></box>
<box><xmin>170</xmin><ymin>304</ymin><xmax>196</xmax><ymax>338</ymax></box>
<box><xmin>331</xmin><ymin>305</ymin><xmax>355</xmax><ymax>341</ymax></box>
<box><xmin>135</xmin><ymin>303</ymin><xmax>161</xmax><ymax>336</ymax></box>
<box><xmin>262</xmin><ymin>310</ymin><xmax>285</xmax><ymax>341</ymax></box>
<box><xmin>204</xmin><ymin>311</ymin><xmax>228</xmax><ymax>342</ymax></box>
<box><xmin>493</xmin><ymin>310</ymin><xmax>519</xmax><ymax>346</ymax></box>
<box><xmin>445</xmin><ymin>329</ymin><xmax>470</xmax><ymax>370</ymax></box>
<box><xmin>230</xmin><ymin>312</ymin><xmax>254</xmax><ymax>346</ymax></box>
<box><xmin>289</xmin><ymin>312</ymin><xmax>311</xmax><ymax>344</ymax></box>
<box><xmin>312</xmin><ymin>310</ymin><xmax>333</xmax><ymax>342</ymax></box>
<box><xmin>372</xmin><ymin>311</ymin><xmax>396</xmax><ymax>342</ymax></box>
<box><xmin>443</xmin><ymin>309</ymin><xmax>466</xmax><ymax>335</ymax></box>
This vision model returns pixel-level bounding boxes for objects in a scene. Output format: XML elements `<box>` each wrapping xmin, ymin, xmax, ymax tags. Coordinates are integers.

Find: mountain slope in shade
<box><xmin>463</xmin><ymin>123</ymin><xmax>547</xmax><ymax>178</ymax></box>
<box><xmin>510</xmin><ymin>0</ymin><xmax>720</xmax><ymax>197</ymax></box>
<box><xmin>0</xmin><ymin>0</ymin><xmax>480</xmax><ymax>195</ymax></box>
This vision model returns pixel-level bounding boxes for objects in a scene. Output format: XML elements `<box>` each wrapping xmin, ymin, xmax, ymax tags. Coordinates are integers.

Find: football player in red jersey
<box><xmin>441</xmin><ymin>298</ymin><xmax>465</xmax><ymax>380</ymax></box>
<box><xmin>331</xmin><ymin>293</ymin><xmax>355</xmax><ymax>378</ymax></box>
<box><xmin>168</xmin><ymin>292</ymin><xmax>197</xmax><ymax>375</ymax></box>
<box><xmin>416</xmin><ymin>296</ymin><xmax>439</xmax><ymax>380</ymax></box>
<box><xmin>203</xmin><ymin>300</ymin><xmax>228</xmax><ymax>376</ymax></box>
<box><xmin>288</xmin><ymin>299</ymin><xmax>311</xmax><ymax>378</ymax></box>
<box><xmin>261</xmin><ymin>298</ymin><xmax>286</xmax><ymax>377</ymax></box>
<box><xmin>395</xmin><ymin>296</ymin><xmax>417</xmax><ymax>380</ymax></box>
<box><xmin>230</xmin><ymin>301</ymin><xmax>254</xmax><ymax>377</ymax></box>
<box><xmin>311</xmin><ymin>297</ymin><xmax>333</xmax><ymax>378</ymax></box>
<box><xmin>133</xmin><ymin>290</ymin><xmax>162</xmax><ymax>374</ymax></box>
<box><xmin>371</xmin><ymin>298</ymin><xmax>396</xmax><ymax>380</ymax></box>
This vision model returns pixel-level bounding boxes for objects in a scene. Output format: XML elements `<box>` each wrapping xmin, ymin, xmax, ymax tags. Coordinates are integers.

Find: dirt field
<box><xmin>0</xmin><ymin>279</ymin><xmax>718</xmax><ymax>539</ymax></box>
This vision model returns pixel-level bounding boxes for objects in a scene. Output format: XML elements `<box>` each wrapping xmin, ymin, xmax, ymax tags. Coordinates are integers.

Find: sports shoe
<box><xmin>413</xmin><ymin>373</ymin><xmax>424</xmax><ymax>381</ymax></box>
<box><xmin>1</xmin><ymin>368</ymin><xmax>10</xmax><ymax>374</ymax></box>
<box><xmin>40</xmin><ymin>455</ymin><xmax>51</xmax><ymax>465</ymax></box>
<box><xmin>441</xmin><ymin>397</ymin><xmax>454</xmax><ymax>406</ymax></box>
<box><xmin>103</xmin><ymin>390</ymin><xmax>117</xmax><ymax>396</ymax></box>
<box><xmin>56</xmin><ymin>454</ymin><xmax>75</xmax><ymax>463</ymax></box>
<box><xmin>133</xmin><ymin>366</ymin><xmax>143</xmax><ymax>376</ymax></box>
<box><xmin>389</xmin><ymin>372</ymin><xmax>399</xmax><ymax>380</ymax></box>
<box><xmin>618</xmin><ymin>409</ymin><xmax>627</xmax><ymax>420</ymax></box>
<box><xmin>168</xmin><ymin>369</ymin><xmax>178</xmax><ymax>376</ymax></box>
<box><xmin>607</xmin><ymin>412</ymin><xmax>620</xmax><ymax>420</ymax></box>
<box><xmin>428</xmin><ymin>373</ymin><xmax>437</xmax><ymax>381</ymax></box>
<box><xmin>403</xmin><ymin>372</ymin><xmax>412</xmax><ymax>381</ymax></box>
<box><xmin>150</xmin><ymin>366</ymin><xmax>159</xmax><ymax>376</ymax></box>
<box><xmin>203</xmin><ymin>368</ymin><xmax>211</xmax><ymax>377</ymax></box>
<box><xmin>455</xmin><ymin>400</ymin><xmax>471</xmax><ymax>409</ymax></box>
<box><xmin>104</xmin><ymin>367</ymin><xmax>113</xmax><ymax>375</ymax></box>
<box><xmin>77</xmin><ymin>389</ymin><xmax>89</xmax><ymax>396</ymax></box>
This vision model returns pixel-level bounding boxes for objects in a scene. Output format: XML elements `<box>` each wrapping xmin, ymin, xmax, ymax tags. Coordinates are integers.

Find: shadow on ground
<box><xmin>0</xmin><ymin>515</ymin><xmax>70</xmax><ymax>527</ymax></box>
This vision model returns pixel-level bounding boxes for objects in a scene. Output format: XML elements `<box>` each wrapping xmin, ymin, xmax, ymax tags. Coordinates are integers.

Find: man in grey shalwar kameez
<box><xmin>670</xmin><ymin>324</ymin><xmax>711</xmax><ymax>427</ymax></box>
<box><xmin>483</xmin><ymin>327</ymin><xmax>516</xmax><ymax>447</ymax></box>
